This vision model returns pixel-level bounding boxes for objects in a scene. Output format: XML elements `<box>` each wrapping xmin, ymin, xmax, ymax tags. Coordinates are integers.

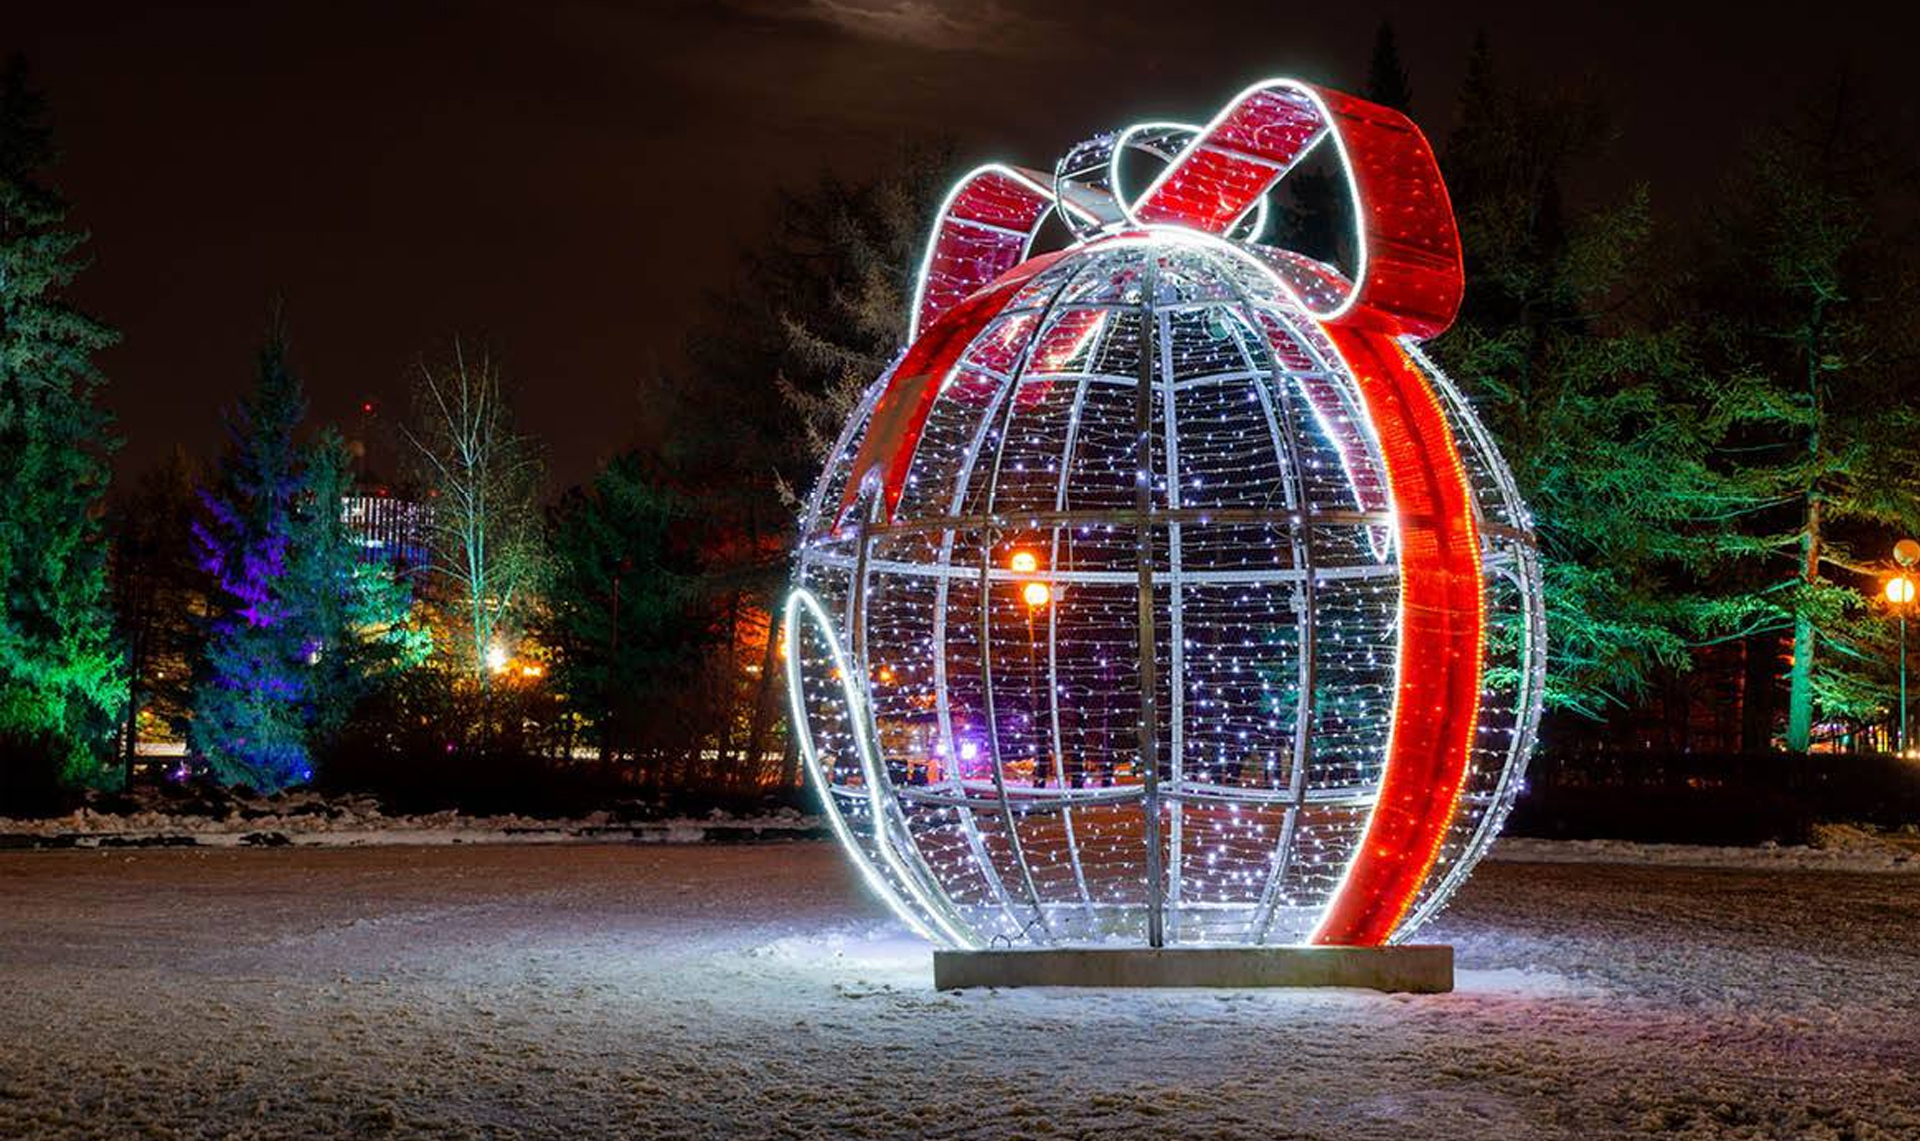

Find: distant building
<box><xmin>342</xmin><ymin>491</ymin><xmax>430</xmax><ymax>571</ymax></box>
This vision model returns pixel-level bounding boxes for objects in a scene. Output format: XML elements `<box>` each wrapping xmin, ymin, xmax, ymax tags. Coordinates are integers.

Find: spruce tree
<box><xmin>289</xmin><ymin>430</ymin><xmax>422</xmax><ymax>750</ymax></box>
<box><xmin>1363</xmin><ymin>21</ymin><xmax>1413</xmax><ymax>111</ymax></box>
<box><xmin>739</xmin><ymin>148</ymin><xmax>953</xmax><ymax>470</ymax></box>
<box><xmin>192</xmin><ymin>332</ymin><xmax>313</xmax><ymax>790</ymax></box>
<box><xmin>0</xmin><ymin>56</ymin><xmax>124</xmax><ymax>784</ymax></box>
<box><xmin>1432</xmin><ymin>38</ymin><xmax>1738</xmax><ymax>716</ymax></box>
<box><xmin>543</xmin><ymin>452</ymin><xmax>711</xmax><ymax>767</ymax></box>
<box><xmin>671</xmin><ymin>153</ymin><xmax>952</xmax><ymax>783</ymax></box>
<box><xmin>1689</xmin><ymin>84</ymin><xmax>1920</xmax><ymax>749</ymax></box>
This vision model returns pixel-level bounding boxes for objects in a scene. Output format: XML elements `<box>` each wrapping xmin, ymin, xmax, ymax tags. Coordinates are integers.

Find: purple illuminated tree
<box><xmin>191</xmin><ymin>330</ymin><xmax>312</xmax><ymax>790</ymax></box>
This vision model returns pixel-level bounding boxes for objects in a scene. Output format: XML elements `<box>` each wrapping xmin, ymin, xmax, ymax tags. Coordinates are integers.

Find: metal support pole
<box><xmin>1135</xmin><ymin>269</ymin><xmax>1164</xmax><ymax>948</ymax></box>
<box><xmin>1901</xmin><ymin>611</ymin><xmax>1908</xmax><ymax>756</ymax></box>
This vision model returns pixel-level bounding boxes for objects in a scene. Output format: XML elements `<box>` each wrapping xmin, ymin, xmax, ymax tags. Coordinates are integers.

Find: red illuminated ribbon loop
<box><xmin>834</xmin><ymin>80</ymin><xmax>1482</xmax><ymax>946</ymax></box>
<box><xmin>1128</xmin><ymin>79</ymin><xmax>1462</xmax><ymax>337</ymax></box>
<box><xmin>1135</xmin><ymin>82</ymin><xmax>1478</xmax><ymax>946</ymax></box>
<box><xmin>907</xmin><ymin>165</ymin><xmax>1062</xmax><ymax>343</ymax></box>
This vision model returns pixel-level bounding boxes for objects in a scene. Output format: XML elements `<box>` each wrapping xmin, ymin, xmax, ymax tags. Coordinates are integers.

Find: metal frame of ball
<box><xmin>786</xmin><ymin>77</ymin><xmax>1547</xmax><ymax>950</ymax></box>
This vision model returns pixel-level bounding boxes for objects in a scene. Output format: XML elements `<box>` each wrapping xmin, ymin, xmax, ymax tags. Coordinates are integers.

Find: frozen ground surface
<box><xmin>1</xmin><ymin>843</ymin><xmax>1916</xmax><ymax>1140</ymax></box>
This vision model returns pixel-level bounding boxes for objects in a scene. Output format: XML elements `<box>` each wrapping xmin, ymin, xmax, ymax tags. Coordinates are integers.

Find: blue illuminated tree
<box><xmin>193</xmin><ymin>328</ymin><xmax>425</xmax><ymax>789</ymax></box>
<box><xmin>191</xmin><ymin>331</ymin><xmax>312</xmax><ymax>790</ymax></box>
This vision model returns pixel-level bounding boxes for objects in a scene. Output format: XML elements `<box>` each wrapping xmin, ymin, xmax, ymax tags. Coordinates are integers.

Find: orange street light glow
<box><xmin>1009</xmin><ymin>549</ymin><xmax>1039</xmax><ymax>574</ymax></box>
<box><xmin>1022</xmin><ymin>581</ymin><xmax>1051</xmax><ymax>608</ymax></box>
<box><xmin>1888</xmin><ymin>576</ymin><xmax>1916</xmax><ymax>605</ymax></box>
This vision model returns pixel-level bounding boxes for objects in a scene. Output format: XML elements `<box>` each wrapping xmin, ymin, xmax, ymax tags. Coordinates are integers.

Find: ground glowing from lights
<box><xmin>0</xmin><ymin>843</ymin><xmax>1914</xmax><ymax>1138</ymax></box>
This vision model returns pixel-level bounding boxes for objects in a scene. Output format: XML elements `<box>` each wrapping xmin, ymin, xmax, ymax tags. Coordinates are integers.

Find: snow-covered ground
<box><xmin>0</xmin><ymin>792</ymin><xmax>824</xmax><ymax>847</ymax></box>
<box><xmin>1</xmin><ymin>842</ymin><xmax>1916</xmax><ymax>1139</ymax></box>
<box><xmin>9</xmin><ymin>795</ymin><xmax>1916</xmax><ymax>875</ymax></box>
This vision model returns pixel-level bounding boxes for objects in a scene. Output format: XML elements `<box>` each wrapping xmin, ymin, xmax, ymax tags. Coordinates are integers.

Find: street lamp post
<box><xmin>1889</xmin><ymin>539</ymin><xmax>1918</xmax><ymax>755</ymax></box>
<box><xmin>1010</xmin><ymin>548</ymin><xmax>1052</xmax><ymax>787</ymax></box>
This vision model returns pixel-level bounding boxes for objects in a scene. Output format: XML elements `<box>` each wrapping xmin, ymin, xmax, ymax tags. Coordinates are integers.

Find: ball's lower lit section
<box><xmin>789</xmin><ymin>239</ymin><xmax>1543</xmax><ymax>949</ymax></box>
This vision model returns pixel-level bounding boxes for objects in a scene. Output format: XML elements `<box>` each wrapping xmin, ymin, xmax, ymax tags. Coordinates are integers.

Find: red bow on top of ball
<box><xmin>839</xmin><ymin>77</ymin><xmax>1464</xmax><ymax>532</ymax></box>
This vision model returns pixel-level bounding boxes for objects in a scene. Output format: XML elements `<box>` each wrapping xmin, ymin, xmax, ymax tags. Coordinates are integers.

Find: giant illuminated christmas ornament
<box><xmin>784</xmin><ymin>78</ymin><xmax>1544</xmax><ymax>949</ymax></box>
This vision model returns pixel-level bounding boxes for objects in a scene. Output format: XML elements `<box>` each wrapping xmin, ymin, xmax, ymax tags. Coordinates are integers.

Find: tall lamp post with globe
<box><xmin>1891</xmin><ymin>540</ymin><xmax>1920</xmax><ymax>756</ymax></box>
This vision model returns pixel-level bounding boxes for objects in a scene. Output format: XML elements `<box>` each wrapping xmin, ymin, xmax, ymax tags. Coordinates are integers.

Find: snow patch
<box><xmin>1454</xmin><ymin>966</ymin><xmax>1603</xmax><ymax>999</ymax></box>
<box><xmin>1489</xmin><ymin>834</ymin><xmax>1917</xmax><ymax>874</ymax></box>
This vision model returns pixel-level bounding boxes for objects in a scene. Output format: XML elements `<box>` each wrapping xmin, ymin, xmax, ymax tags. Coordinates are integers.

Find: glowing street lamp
<box><xmin>1891</xmin><ymin>539</ymin><xmax>1918</xmax><ymax>756</ymax></box>
<box><xmin>1007</xmin><ymin>547</ymin><xmax>1054</xmax><ymax>786</ymax></box>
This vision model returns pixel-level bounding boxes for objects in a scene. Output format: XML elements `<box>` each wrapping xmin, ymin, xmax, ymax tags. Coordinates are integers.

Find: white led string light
<box><xmin>787</xmin><ymin>85</ymin><xmax>1539</xmax><ymax>949</ymax></box>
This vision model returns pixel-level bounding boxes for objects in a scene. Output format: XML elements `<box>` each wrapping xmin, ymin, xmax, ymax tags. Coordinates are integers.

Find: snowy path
<box><xmin>1</xmin><ymin>843</ymin><xmax>1916</xmax><ymax>1139</ymax></box>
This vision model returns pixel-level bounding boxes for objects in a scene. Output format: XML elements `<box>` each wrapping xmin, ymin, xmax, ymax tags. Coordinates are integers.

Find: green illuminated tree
<box><xmin>0</xmin><ymin>56</ymin><xmax>124</xmax><ymax>785</ymax></box>
<box><xmin>404</xmin><ymin>342</ymin><xmax>545</xmax><ymax>687</ymax></box>
<box><xmin>289</xmin><ymin>430</ymin><xmax>425</xmax><ymax>749</ymax></box>
<box><xmin>1432</xmin><ymin>42</ymin><xmax>1742</xmax><ymax>718</ymax></box>
<box><xmin>1689</xmin><ymin>81</ymin><xmax>1920</xmax><ymax>750</ymax></box>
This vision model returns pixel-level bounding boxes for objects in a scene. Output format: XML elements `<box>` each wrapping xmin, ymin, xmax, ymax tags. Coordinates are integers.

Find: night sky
<box><xmin>8</xmin><ymin>1</ymin><xmax>1915</xmax><ymax>488</ymax></box>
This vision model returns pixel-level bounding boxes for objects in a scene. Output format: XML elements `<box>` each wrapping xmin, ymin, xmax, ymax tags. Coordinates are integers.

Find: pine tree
<box><xmin>1363</xmin><ymin>21</ymin><xmax>1413</xmax><ymax>111</ymax></box>
<box><xmin>1432</xmin><ymin>38</ymin><xmax>1739</xmax><ymax>717</ymax></box>
<box><xmin>543</xmin><ymin>452</ymin><xmax>712</xmax><ymax>768</ymax></box>
<box><xmin>1689</xmin><ymin>81</ymin><xmax>1920</xmax><ymax>749</ymax></box>
<box><xmin>289</xmin><ymin>430</ymin><xmax>423</xmax><ymax>749</ymax></box>
<box><xmin>192</xmin><ymin>331</ymin><xmax>313</xmax><ymax>790</ymax></box>
<box><xmin>673</xmin><ymin>149</ymin><xmax>952</xmax><ymax>785</ymax></box>
<box><xmin>724</xmin><ymin>146</ymin><xmax>953</xmax><ymax>471</ymax></box>
<box><xmin>0</xmin><ymin>56</ymin><xmax>124</xmax><ymax>784</ymax></box>
<box><xmin>1266</xmin><ymin>22</ymin><xmax>1417</xmax><ymax>273</ymax></box>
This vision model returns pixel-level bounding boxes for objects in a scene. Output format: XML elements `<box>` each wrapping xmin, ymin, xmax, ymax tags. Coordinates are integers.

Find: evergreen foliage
<box><xmin>193</xmin><ymin>330</ymin><xmax>416</xmax><ymax>789</ymax></box>
<box><xmin>290</xmin><ymin>430</ymin><xmax>426</xmax><ymax>747</ymax></box>
<box><xmin>669</xmin><ymin>149</ymin><xmax>953</xmax><ymax>786</ymax></box>
<box><xmin>0</xmin><ymin>57</ymin><xmax>124</xmax><ymax>783</ymax></box>
<box><xmin>543</xmin><ymin>451</ymin><xmax>713</xmax><ymax>762</ymax></box>
<box><xmin>1363</xmin><ymin>21</ymin><xmax>1413</xmax><ymax>112</ymax></box>
<box><xmin>191</xmin><ymin>331</ymin><xmax>312</xmax><ymax>789</ymax></box>
<box><xmin>1431</xmin><ymin>41</ymin><xmax>1739</xmax><ymax>717</ymax></box>
<box><xmin>752</xmin><ymin>145</ymin><xmax>956</xmax><ymax>470</ymax></box>
<box><xmin>1688</xmin><ymin>81</ymin><xmax>1920</xmax><ymax>746</ymax></box>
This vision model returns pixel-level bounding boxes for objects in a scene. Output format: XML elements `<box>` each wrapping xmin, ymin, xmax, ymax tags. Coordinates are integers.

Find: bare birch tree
<box><xmin>404</xmin><ymin>342</ymin><xmax>544</xmax><ymax>687</ymax></box>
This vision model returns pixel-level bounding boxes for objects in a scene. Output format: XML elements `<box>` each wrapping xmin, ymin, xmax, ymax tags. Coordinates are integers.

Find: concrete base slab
<box><xmin>933</xmin><ymin>945</ymin><xmax>1453</xmax><ymax>993</ymax></box>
